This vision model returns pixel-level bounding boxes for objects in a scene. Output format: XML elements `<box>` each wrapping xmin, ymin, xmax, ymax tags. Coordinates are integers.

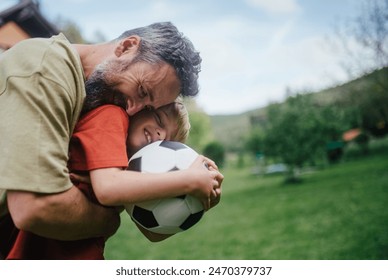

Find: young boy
<box><xmin>4</xmin><ymin>102</ymin><xmax>222</xmax><ymax>259</ymax></box>
<box><xmin>72</xmin><ymin>105</ymin><xmax>221</xmax><ymax>210</ymax></box>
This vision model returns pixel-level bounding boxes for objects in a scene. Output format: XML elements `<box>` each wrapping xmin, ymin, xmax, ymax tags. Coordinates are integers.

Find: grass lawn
<box><xmin>105</xmin><ymin>149</ymin><xmax>388</xmax><ymax>260</ymax></box>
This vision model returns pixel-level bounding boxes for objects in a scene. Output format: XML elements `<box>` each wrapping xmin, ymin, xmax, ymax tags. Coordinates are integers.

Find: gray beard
<box><xmin>81</xmin><ymin>70</ymin><xmax>127</xmax><ymax>115</ymax></box>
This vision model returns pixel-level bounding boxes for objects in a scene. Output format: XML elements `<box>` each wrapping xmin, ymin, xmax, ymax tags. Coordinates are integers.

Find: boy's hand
<box><xmin>209</xmin><ymin>167</ymin><xmax>222</xmax><ymax>209</ymax></box>
<box><xmin>203</xmin><ymin>157</ymin><xmax>222</xmax><ymax>209</ymax></box>
<box><xmin>189</xmin><ymin>155</ymin><xmax>224</xmax><ymax>210</ymax></box>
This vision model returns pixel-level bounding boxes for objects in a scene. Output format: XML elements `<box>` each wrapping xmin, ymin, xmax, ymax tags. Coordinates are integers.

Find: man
<box><xmin>0</xmin><ymin>22</ymin><xmax>202</xmax><ymax>242</ymax></box>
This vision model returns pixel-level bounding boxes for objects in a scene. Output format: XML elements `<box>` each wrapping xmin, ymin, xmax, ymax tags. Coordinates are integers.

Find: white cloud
<box><xmin>148</xmin><ymin>1</ymin><xmax>181</xmax><ymax>19</ymax></box>
<box><xmin>245</xmin><ymin>0</ymin><xmax>302</xmax><ymax>15</ymax></box>
<box><xmin>267</xmin><ymin>19</ymin><xmax>296</xmax><ymax>50</ymax></box>
<box><xmin>54</xmin><ymin>0</ymin><xmax>92</xmax><ymax>4</ymax></box>
<box><xmin>193</xmin><ymin>17</ymin><xmax>351</xmax><ymax>114</ymax></box>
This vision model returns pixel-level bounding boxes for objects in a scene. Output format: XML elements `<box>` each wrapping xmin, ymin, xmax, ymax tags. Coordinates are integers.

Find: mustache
<box><xmin>81</xmin><ymin>71</ymin><xmax>127</xmax><ymax>115</ymax></box>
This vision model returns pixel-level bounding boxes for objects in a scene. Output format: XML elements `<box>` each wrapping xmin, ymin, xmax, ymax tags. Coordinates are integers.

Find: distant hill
<box><xmin>210</xmin><ymin>107</ymin><xmax>266</xmax><ymax>151</ymax></box>
<box><xmin>210</xmin><ymin>67</ymin><xmax>388</xmax><ymax>151</ymax></box>
<box><xmin>210</xmin><ymin>111</ymin><xmax>250</xmax><ymax>151</ymax></box>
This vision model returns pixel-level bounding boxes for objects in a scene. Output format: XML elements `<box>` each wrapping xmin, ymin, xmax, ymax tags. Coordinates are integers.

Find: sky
<box><xmin>7</xmin><ymin>0</ymin><xmax>365</xmax><ymax>115</ymax></box>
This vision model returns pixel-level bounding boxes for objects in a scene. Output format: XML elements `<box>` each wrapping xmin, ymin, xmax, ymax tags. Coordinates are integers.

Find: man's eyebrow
<box><xmin>149</xmin><ymin>89</ymin><xmax>154</xmax><ymax>102</ymax></box>
<box><xmin>143</xmin><ymin>83</ymin><xmax>154</xmax><ymax>102</ymax></box>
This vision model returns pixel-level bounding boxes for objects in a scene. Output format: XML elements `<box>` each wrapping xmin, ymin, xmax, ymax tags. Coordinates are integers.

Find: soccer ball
<box><xmin>125</xmin><ymin>140</ymin><xmax>205</xmax><ymax>234</ymax></box>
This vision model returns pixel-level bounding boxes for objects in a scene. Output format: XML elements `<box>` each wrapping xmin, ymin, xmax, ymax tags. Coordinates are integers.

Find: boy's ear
<box><xmin>115</xmin><ymin>36</ymin><xmax>140</xmax><ymax>57</ymax></box>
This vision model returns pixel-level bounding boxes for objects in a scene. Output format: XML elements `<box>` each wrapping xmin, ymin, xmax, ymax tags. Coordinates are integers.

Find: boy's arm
<box><xmin>90</xmin><ymin>155</ymin><xmax>223</xmax><ymax>210</ymax></box>
<box><xmin>134</xmin><ymin>223</ymin><xmax>173</xmax><ymax>242</ymax></box>
<box><xmin>7</xmin><ymin>187</ymin><xmax>120</xmax><ymax>241</ymax></box>
<box><xmin>70</xmin><ymin>172</ymin><xmax>174</xmax><ymax>242</ymax></box>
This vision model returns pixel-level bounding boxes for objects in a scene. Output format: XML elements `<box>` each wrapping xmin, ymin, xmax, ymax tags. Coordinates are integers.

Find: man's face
<box><xmin>115</xmin><ymin>61</ymin><xmax>181</xmax><ymax>115</ymax></box>
<box><xmin>84</xmin><ymin>60</ymin><xmax>181</xmax><ymax>116</ymax></box>
<box><xmin>126</xmin><ymin>106</ymin><xmax>178</xmax><ymax>157</ymax></box>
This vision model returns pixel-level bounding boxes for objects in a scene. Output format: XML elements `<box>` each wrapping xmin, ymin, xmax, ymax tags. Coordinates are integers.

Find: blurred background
<box><xmin>1</xmin><ymin>0</ymin><xmax>387</xmax><ymax>259</ymax></box>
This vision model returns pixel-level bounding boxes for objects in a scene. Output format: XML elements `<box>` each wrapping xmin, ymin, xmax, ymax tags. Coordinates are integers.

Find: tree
<box><xmin>334</xmin><ymin>0</ymin><xmax>388</xmax><ymax>78</ymax></box>
<box><xmin>245</xmin><ymin>128</ymin><xmax>264</xmax><ymax>157</ymax></box>
<box><xmin>358</xmin><ymin>77</ymin><xmax>388</xmax><ymax>137</ymax></box>
<box><xmin>54</xmin><ymin>16</ymin><xmax>107</xmax><ymax>44</ymax></box>
<box><xmin>330</xmin><ymin>0</ymin><xmax>388</xmax><ymax>137</ymax></box>
<box><xmin>183</xmin><ymin>98</ymin><xmax>214</xmax><ymax>152</ymax></box>
<box><xmin>54</xmin><ymin>16</ymin><xmax>87</xmax><ymax>43</ymax></box>
<box><xmin>203</xmin><ymin>141</ymin><xmax>225</xmax><ymax>168</ymax></box>
<box><xmin>263</xmin><ymin>95</ymin><xmax>344</xmax><ymax>182</ymax></box>
<box><xmin>334</xmin><ymin>68</ymin><xmax>388</xmax><ymax>137</ymax></box>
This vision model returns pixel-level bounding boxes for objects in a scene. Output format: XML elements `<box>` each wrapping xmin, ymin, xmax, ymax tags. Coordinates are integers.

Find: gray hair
<box><xmin>115</xmin><ymin>22</ymin><xmax>201</xmax><ymax>97</ymax></box>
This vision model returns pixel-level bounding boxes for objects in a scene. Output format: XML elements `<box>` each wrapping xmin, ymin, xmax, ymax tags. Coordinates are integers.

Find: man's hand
<box><xmin>7</xmin><ymin>187</ymin><xmax>120</xmax><ymax>241</ymax></box>
<box><xmin>70</xmin><ymin>172</ymin><xmax>91</xmax><ymax>185</ymax></box>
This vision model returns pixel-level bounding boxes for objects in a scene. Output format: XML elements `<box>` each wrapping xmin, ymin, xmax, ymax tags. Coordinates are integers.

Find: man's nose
<box><xmin>126</xmin><ymin>103</ymin><xmax>144</xmax><ymax>116</ymax></box>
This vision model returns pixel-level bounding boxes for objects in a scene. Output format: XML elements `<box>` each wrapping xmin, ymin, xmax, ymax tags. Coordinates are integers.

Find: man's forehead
<box><xmin>143</xmin><ymin>62</ymin><xmax>173</xmax><ymax>81</ymax></box>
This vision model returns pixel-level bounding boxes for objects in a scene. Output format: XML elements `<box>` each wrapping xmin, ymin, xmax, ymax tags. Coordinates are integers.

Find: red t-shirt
<box><xmin>69</xmin><ymin>105</ymin><xmax>129</xmax><ymax>171</ymax></box>
<box><xmin>4</xmin><ymin>105</ymin><xmax>129</xmax><ymax>259</ymax></box>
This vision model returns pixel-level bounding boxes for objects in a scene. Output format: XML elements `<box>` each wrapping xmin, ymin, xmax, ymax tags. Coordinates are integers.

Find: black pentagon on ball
<box><xmin>160</xmin><ymin>140</ymin><xmax>187</xmax><ymax>151</ymax></box>
<box><xmin>169</xmin><ymin>166</ymin><xmax>180</xmax><ymax>172</ymax></box>
<box><xmin>127</xmin><ymin>157</ymin><xmax>142</xmax><ymax>172</ymax></box>
<box><xmin>180</xmin><ymin>210</ymin><xmax>204</xmax><ymax>231</ymax></box>
<box><xmin>132</xmin><ymin>205</ymin><xmax>159</xmax><ymax>228</ymax></box>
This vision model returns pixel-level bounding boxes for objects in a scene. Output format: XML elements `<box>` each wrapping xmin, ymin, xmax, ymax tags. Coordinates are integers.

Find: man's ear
<box><xmin>115</xmin><ymin>35</ymin><xmax>140</xmax><ymax>57</ymax></box>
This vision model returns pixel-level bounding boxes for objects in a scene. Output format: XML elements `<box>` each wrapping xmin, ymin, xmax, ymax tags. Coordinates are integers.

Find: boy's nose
<box><xmin>156</xmin><ymin>129</ymin><xmax>167</xmax><ymax>140</ymax></box>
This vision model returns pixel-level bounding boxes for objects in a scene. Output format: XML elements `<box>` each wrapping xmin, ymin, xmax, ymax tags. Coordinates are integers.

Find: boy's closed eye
<box><xmin>153</xmin><ymin>111</ymin><xmax>164</xmax><ymax>128</ymax></box>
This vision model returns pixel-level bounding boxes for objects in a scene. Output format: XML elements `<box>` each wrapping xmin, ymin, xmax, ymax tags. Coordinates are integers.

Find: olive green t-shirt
<box><xmin>0</xmin><ymin>34</ymin><xmax>86</xmax><ymax>216</ymax></box>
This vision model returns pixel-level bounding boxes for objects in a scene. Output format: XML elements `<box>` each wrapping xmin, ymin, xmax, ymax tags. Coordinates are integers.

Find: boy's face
<box><xmin>126</xmin><ymin>106</ymin><xmax>178</xmax><ymax>157</ymax></box>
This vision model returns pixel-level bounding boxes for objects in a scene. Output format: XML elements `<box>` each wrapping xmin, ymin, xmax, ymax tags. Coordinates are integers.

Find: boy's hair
<box><xmin>161</xmin><ymin>99</ymin><xmax>190</xmax><ymax>143</ymax></box>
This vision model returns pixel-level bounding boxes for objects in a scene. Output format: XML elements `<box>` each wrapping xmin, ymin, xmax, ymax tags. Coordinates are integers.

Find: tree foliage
<box><xmin>54</xmin><ymin>16</ymin><xmax>87</xmax><ymax>43</ymax></box>
<box><xmin>244</xmin><ymin>128</ymin><xmax>264</xmax><ymax>157</ymax></box>
<box><xmin>261</xmin><ymin>95</ymin><xmax>344</xmax><ymax>180</ymax></box>
<box><xmin>203</xmin><ymin>141</ymin><xmax>225</xmax><ymax>168</ymax></box>
<box><xmin>334</xmin><ymin>68</ymin><xmax>388</xmax><ymax>137</ymax></box>
<box><xmin>334</xmin><ymin>0</ymin><xmax>388</xmax><ymax>77</ymax></box>
<box><xmin>184</xmin><ymin>99</ymin><xmax>214</xmax><ymax>152</ymax></box>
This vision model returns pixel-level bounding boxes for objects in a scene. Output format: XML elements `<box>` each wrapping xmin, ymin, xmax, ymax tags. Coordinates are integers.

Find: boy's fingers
<box><xmin>203</xmin><ymin>157</ymin><xmax>218</xmax><ymax>170</ymax></box>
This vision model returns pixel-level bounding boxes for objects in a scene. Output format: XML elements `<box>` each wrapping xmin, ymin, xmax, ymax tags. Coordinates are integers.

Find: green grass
<box><xmin>105</xmin><ymin>149</ymin><xmax>388</xmax><ymax>260</ymax></box>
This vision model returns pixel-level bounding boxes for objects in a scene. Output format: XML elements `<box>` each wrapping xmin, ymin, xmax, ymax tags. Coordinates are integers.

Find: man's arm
<box><xmin>7</xmin><ymin>186</ymin><xmax>120</xmax><ymax>241</ymax></box>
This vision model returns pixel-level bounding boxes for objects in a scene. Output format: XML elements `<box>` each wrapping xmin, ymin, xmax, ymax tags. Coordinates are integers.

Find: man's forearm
<box><xmin>7</xmin><ymin>187</ymin><xmax>120</xmax><ymax>240</ymax></box>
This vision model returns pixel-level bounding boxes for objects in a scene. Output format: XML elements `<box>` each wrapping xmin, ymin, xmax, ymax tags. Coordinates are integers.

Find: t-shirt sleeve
<box><xmin>70</xmin><ymin>106</ymin><xmax>129</xmax><ymax>171</ymax></box>
<box><xmin>0</xmin><ymin>35</ymin><xmax>85</xmax><ymax>196</ymax></box>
